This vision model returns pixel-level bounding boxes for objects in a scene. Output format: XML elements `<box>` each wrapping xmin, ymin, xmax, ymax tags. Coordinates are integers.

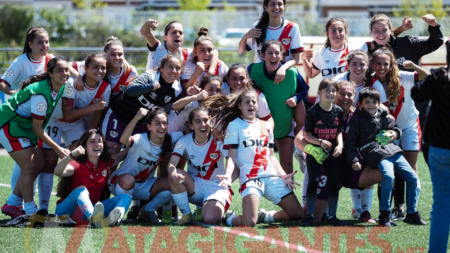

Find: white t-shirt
<box><xmin>71</xmin><ymin>61</ymin><xmax>139</xmax><ymax>96</ymax></box>
<box><xmin>51</xmin><ymin>78</ymin><xmax>76</xmax><ymax>120</ymax></box>
<box><xmin>246</xmin><ymin>18</ymin><xmax>304</xmax><ymax>63</ymax></box>
<box><xmin>111</xmin><ymin>131</ymin><xmax>184</xmax><ymax>182</ymax></box>
<box><xmin>1</xmin><ymin>53</ymin><xmax>54</xmax><ymax>90</ymax></box>
<box><xmin>145</xmin><ymin>39</ymin><xmax>191</xmax><ymax>70</ymax></box>
<box><xmin>181</xmin><ymin>57</ymin><xmax>228</xmax><ymax>86</ymax></box>
<box><xmin>377</xmin><ymin>71</ymin><xmax>419</xmax><ymax>130</ymax></box>
<box><xmin>173</xmin><ymin>132</ymin><xmax>228</xmax><ymax>184</ymax></box>
<box><xmin>223</xmin><ymin>117</ymin><xmax>278</xmax><ymax>185</ymax></box>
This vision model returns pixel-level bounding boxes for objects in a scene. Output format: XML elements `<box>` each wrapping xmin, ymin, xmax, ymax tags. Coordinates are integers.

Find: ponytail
<box><xmin>104</xmin><ymin>36</ymin><xmax>131</xmax><ymax>75</ymax></box>
<box><xmin>255</xmin><ymin>0</ymin><xmax>286</xmax><ymax>47</ymax></box>
<box><xmin>23</xmin><ymin>27</ymin><xmax>48</xmax><ymax>54</ymax></box>
<box><xmin>192</xmin><ymin>26</ymin><xmax>214</xmax><ymax>64</ymax></box>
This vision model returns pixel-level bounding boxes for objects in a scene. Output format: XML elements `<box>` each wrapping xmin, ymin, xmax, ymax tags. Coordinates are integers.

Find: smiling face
<box><xmin>262</xmin><ymin>44</ymin><xmax>282</xmax><ymax>74</ymax></box>
<box><xmin>85</xmin><ymin>57</ymin><xmax>107</xmax><ymax>83</ymax></box>
<box><xmin>29</xmin><ymin>32</ymin><xmax>50</xmax><ymax>57</ymax></box>
<box><xmin>203</xmin><ymin>80</ymin><xmax>221</xmax><ymax>97</ymax></box>
<box><xmin>371</xmin><ymin>21</ymin><xmax>391</xmax><ymax>45</ymax></box>
<box><xmin>86</xmin><ymin>133</ymin><xmax>104</xmax><ymax>158</ymax></box>
<box><xmin>318</xmin><ymin>83</ymin><xmax>338</xmax><ymax>104</ymax></box>
<box><xmin>194</xmin><ymin>40</ymin><xmax>214</xmax><ymax>67</ymax></box>
<box><xmin>372</xmin><ymin>53</ymin><xmax>391</xmax><ymax>81</ymax></box>
<box><xmin>335</xmin><ymin>84</ymin><xmax>354</xmax><ymax>112</ymax></box>
<box><xmin>348</xmin><ymin>54</ymin><xmax>368</xmax><ymax>81</ymax></box>
<box><xmin>228</xmin><ymin>67</ymin><xmax>248</xmax><ymax>93</ymax></box>
<box><xmin>238</xmin><ymin>92</ymin><xmax>258</xmax><ymax>121</ymax></box>
<box><xmin>106</xmin><ymin>45</ymin><xmax>124</xmax><ymax>71</ymax></box>
<box><xmin>49</xmin><ymin>60</ymin><xmax>70</xmax><ymax>87</ymax></box>
<box><xmin>148</xmin><ymin>114</ymin><xmax>168</xmax><ymax>141</ymax></box>
<box><xmin>164</xmin><ymin>23</ymin><xmax>184</xmax><ymax>49</ymax></box>
<box><xmin>360</xmin><ymin>97</ymin><xmax>380</xmax><ymax>115</ymax></box>
<box><xmin>190</xmin><ymin>111</ymin><xmax>211</xmax><ymax>141</ymax></box>
<box><xmin>159</xmin><ymin>57</ymin><xmax>182</xmax><ymax>83</ymax></box>
<box><xmin>264</xmin><ymin>0</ymin><xmax>284</xmax><ymax>19</ymax></box>
<box><xmin>326</xmin><ymin>21</ymin><xmax>347</xmax><ymax>49</ymax></box>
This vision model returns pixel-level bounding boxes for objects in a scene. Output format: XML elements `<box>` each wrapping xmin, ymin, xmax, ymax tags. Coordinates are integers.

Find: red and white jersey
<box><xmin>51</xmin><ymin>78</ymin><xmax>77</xmax><ymax>121</ymax></box>
<box><xmin>74</xmin><ymin>78</ymin><xmax>111</xmax><ymax>124</ymax></box>
<box><xmin>145</xmin><ymin>39</ymin><xmax>191</xmax><ymax>70</ymax></box>
<box><xmin>377</xmin><ymin>71</ymin><xmax>419</xmax><ymax>130</ymax></box>
<box><xmin>246</xmin><ymin>19</ymin><xmax>304</xmax><ymax>63</ymax></box>
<box><xmin>331</xmin><ymin>72</ymin><xmax>387</xmax><ymax>106</ymax></box>
<box><xmin>110</xmin><ymin>131</ymin><xmax>184</xmax><ymax>183</ymax></box>
<box><xmin>221</xmin><ymin>83</ymin><xmax>272</xmax><ymax>120</ymax></box>
<box><xmin>71</xmin><ymin>61</ymin><xmax>138</xmax><ymax>96</ymax></box>
<box><xmin>173</xmin><ymin>132</ymin><xmax>228</xmax><ymax>184</ymax></box>
<box><xmin>1</xmin><ymin>53</ymin><xmax>54</xmax><ymax>90</ymax></box>
<box><xmin>224</xmin><ymin>118</ymin><xmax>278</xmax><ymax>185</ymax></box>
<box><xmin>312</xmin><ymin>43</ymin><xmax>366</xmax><ymax>80</ymax></box>
<box><xmin>167</xmin><ymin>100</ymin><xmax>200</xmax><ymax>133</ymax></box>
<box><xmin>181</xmin><ymin>57</ymin><xmax>228</xmax><ymax>86</ymax></box>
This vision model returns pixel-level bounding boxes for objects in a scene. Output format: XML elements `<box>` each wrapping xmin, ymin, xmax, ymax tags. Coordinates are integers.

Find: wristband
<box><xmin>69</xmin><ymin>153</ymin><xmax>77</xmax><ymax>160</ymax></box>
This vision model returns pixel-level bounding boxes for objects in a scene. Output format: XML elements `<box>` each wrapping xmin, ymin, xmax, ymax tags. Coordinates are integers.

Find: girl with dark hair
<box><xmin>1</xmin><ymin>57</ymin><xmax>70</xmax><ymax>217</ymax></box>
<box><xmin>107</xmin><ymin>108</ymin><xmax>183</xmax><ymax>224</ymax></box>
<box><xmin>239</xmin><ymin>0</ymin><xmax>304</xmax><ymax>84</ymax></box>
<box><xmin>411</xmin><ymin>40</ymin><xmax>450</xmax><ymax>253</ymax></box>
<box><xmin>54</xmin><ymin>129</ymin><xmax>131</xmax><ymax>226</ymax></box>
<box><xmin>167</xmin><ymin>107</ymin><xmax>234</xmax><ymax>225</ymax></box>
<box><xmin>181</xmin><ymin>27</ymin><xmax>224</xmax><ymax>91</ymax></box>
<box><xmin>205</xmin><ymin>89</ymin><xmax>303</xmax><ymax>226</ymax></box>
<box><xmin>71</xmin><ymin>37</ymin><xmax>139</xmax><ymax>96</ymax></box>
<box><xmin>248</xmin><ymin>40</ymin><xmax>309</xmax><ymax>175</ymax></box>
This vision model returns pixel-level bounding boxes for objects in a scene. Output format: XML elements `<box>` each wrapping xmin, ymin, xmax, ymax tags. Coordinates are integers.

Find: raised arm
<box><xmin>403</xmin><ymin>60</ymin><xmax>429</xmax><ymax>80</ymax></box>
<box><xmin>140</xmin><ymin>19</ymin><xmax>159</xmax><ymax>48</ymax></box>
<box><xmin>120</xmin><ymin>108</ymin><xmax>149</xmax><ymax>146</ymax></box>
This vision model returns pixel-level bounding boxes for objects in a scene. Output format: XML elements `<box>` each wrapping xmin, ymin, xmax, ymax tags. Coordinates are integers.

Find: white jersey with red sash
<box><xmin>172</xmin><ymin>132</ymin><xmax>228</xmax><ymax>184</ymax></box>
<box><xmin>145</xmin><ymin>39</ymin><xmax>191</xmax><ymax>70</ymax></box>
<box><xmin>74</xmin><ymin>79</ymin><xmax>111</xmax><ymax>125</ymax></box>
<box><xmin>180</xmin><ymin>57</ymin><xmax>228</xmax><ymax>86</ymax></box>
<box><xmin>224</xmin><ymin>117</ymin><xmax>278</xmax><ymax>185</ymax></box>
<box><xmin>246</xmin><ymin>18</ymin><xmax>304</xmax><ymax>63</ymax></box>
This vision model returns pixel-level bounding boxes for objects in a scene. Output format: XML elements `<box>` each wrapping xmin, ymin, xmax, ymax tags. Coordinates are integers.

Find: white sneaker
<box><xmin>138</xmin><ymin>207</ymin><xmax>161</xmax><ymax>223</ymax></box>
<box><xmin>90</xmin><ymin>202</ymin><xmax>105</xmax><ymax>228</ymax></box>
<box><xmin>294</xmin><ymin>149</ymin><xmax>307</xmax><ymax>173</ymax></box>
<box><xmin>257</xmin><ymin>209</ymin><xmax>267</xmax><ymax>224</ymax></box>
<box><xmin>106</xmin><ymin>207</ymin><xmax>124</xmax><ymax>226</ymax></box>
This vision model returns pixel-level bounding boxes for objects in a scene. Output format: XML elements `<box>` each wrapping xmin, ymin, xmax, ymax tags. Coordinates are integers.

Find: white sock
<box><xmin>360</xmin><ymin>188</ymin><xmax>374</xmax><ymax>213</ymax></box>
<box><xmin>226</xmin><ymin>214</ymin><xmax>236</xmax><ymax>226</ymax></box>
<box><xmin>10</xmin><ymin>163</ymin><xmax>21</xmax><ymax>193</ymax></box>
<box><xmin>38</xmin><ymin>173</ymin><xmax>54</xmax><ymax>211</ymax></box>
<box><xmin>265</xmin><ymin>211</ymin><xmax>276</xmax><ymax>223</ymax></box>
<box><xmin>302</xmin><ymin>169</ymin><xmax>309</xmax><ymax>206</ymax></box>
<box><xmin>24</xmin><ymin>201</ymin><xmax>37</xmax><ymax>214</ymax></box>
<box><xmin>172</xmin><ymin>192</ymin><xmax>191</xmax><ymax>215</ymax></box>
<box><xmin>114</xmin><ymin>183</ymin><xmax>131</xmax><ymax>196</ymax></box>
<box><xmin>131</xmin><ymin>200</ymin><xmax>140</xmax><ymax>207</ymax></box>
<box><xmin>145</xmin><ymin>191</ymin><xmax>172</xmax><ymax>212</ymax></box>
<box><xmin>350</xmin><ymin>189</ymin><xmax>361</xmax><ymax>213</ymax></box>
<box><xmin>6</xmin><ymin>193</ymin><xmax>22</xmax><ymax>207</ymax></box>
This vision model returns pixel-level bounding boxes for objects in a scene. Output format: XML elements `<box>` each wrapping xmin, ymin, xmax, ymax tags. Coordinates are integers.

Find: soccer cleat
<box><xmin>403</xmin><ymin>212</ymin><xmax>428</xmax><ymax>225</ymax></box>
<box><xmin>162</xmin><ymin>210</ymin><xmax>173</xmax><ymax>224</ymax></box>
<box><xmin>106</xmin><ymin>208</ymin><xmax>123</xmax><ymax>226</ymax></box>
<box><xmin>294</xmin><ymin>149</ymin><xmax>307</xmax><ymax>173</ymax></box>
<box><xmin>36</xmin><ymin>209</ymin><xmax>48</xmax><ymax>216</ymax></box>
<box><xmin>90</xmin><ymin>202</ymin><xmax>106</xmax><ymax>228</ymax></box>
<box><xmin>194</xmin><ymin>209</ymin><xmax>203</xmax><ymax>222</ymax></box>
<box><xmin>1</xmin><ymin>203</ymin><xmax>23</xmax><ymax>219</ymax></box>
<box><xmin>360</xmin><ymin>211</ymin><xmax>376</xmax><ymax>224</ymax></box>
<box><xmin>138</xmin><ymin>208</ymin><xmax>161</xmax><ymax>223</ymax></box>
<box><xmin>301</xmin><ymin>214</ymin><xmax>314</xmax><ymax>226</ymax></box>
<box><xmin>257</xmin><ymin>209</ymin><xmax>268</xmax><ymax>224</ymax></box>
<box><xmin>327</xmin><ymin>216</ymin><xmax>346</xmax><ymax>226</ymax></box>
<box><xmin>126</xmin><ymin>205</ymin><xmax>140</xmax><ymax>220</ymax></box>
<box><xmin>174</xmin><ymin>213</ymin><xmax>194</xmax><ymax>225</ymax></box>
<box><xmin>304</xmin><ymin>144</ymin><xmax>328</xmax><ymax>164</ymax></box>
<box><xmin>391</xmin><ymin>206</ymin><xmax>405</xmax><ymax>220</ymax></box>
<box><xmin>378</xmin><ymin>210</ymin><xmax>392</xmax><ymax>227</ymax></box>
<box><xmin>351</xmin><ymin>208</ymin><xmax>361</xmax><ymax>220</ymax></box>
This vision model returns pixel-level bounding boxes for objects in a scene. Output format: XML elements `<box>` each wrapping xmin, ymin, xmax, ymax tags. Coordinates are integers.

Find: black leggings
<box><xmin>306</xmin><ymin>155</ymin><xmax>340</xmax><ymax>217</ymax></box>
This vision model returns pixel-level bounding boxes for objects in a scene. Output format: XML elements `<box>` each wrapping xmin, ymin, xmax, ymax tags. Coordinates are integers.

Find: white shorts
<box><xmin>277</xmin><ymin>121</ymin><xmax>295</xmax><ymax>139</ymax></box>
<box><xmin>40</xmin><ymin>118</ymin><xmax>85</xmax><ymax>149</ymax></box>
<box><xmin>0</xmin><ymin>123</ymin><xmax>34</xmax><ymax>152</ymax></box>
<box><xmin>109</xmin><ymin>176</ymin><xmax>159</xmax><ymax>200</ymax></box>
<box><xmin>188</xmin><ymin>176</ymin><xmax>232</xmax><ymax>211</ymax></box>
<box><xmin>395</xmin><ymin>118</ymin><xmax>421</xmax><ymax>152</ymax></box>
<box><xmin>240</xmin><ymin>176</ymin><xmax>293</xmax><ymax>205</ymax></box>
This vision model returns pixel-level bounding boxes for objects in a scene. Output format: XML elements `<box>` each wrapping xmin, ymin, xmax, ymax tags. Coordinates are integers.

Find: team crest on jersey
<box><xmin>5</xmin><ymin>69</ymin><xmax>14</xmax><ymax>78</ymax></box>
<box><xmin>183</xmin><ymin>66</ymin><xmax>192</xmax><ymax>76</ymax></box>
<box><xmin>334</xmin><ymin>117</ymin><xmax>339</xmax><ymax>126</ymax></box>
<box><xmin>210</xmin><ymin>153</ymin><xmax>218</xmax><ymax>160</ymax></box>
<box><xmin>164</xmin><ymin>96</ymin><xmax>172</xmax><ymax>103</ymax></box>
<box><xmin>119</xmin><ymin>85</ymin><xmax>126</xmax><ymax>91</ymax></box>
<box><xmin>65</xmin><ymin>87</ymin><xmax>74</xmax><ymax>97</ymax></box>
<box><xmin>225</xmin><ymin>129</ymin><xmax>230</xmax><ymax>139</ymax></box>
<box><xmin>262</xmin><ymin>129</ymin><xmax>268</xmax><ymax>136</ymax></box>
<box><xmin>36</xmin><ymin>102</ymin><xmax>47</xmax><ymax>112</ymax></box>
<box><xmin>102</xmin><ymin>169</ymin><xmax>107</xmax><ymax>177</ymax></box>
<box><xmin>110</xmin><ymin>131</ymin><xmax>118</xmax><ymax>138</ymax></box>
<box><xmin>93</xmin><ymin>98</ymin><xmax>100</xmax><ymax>104</ymax></box>
<box><xmin>175</xmin><ymin>141</ymin><xmax>182</xmax><ymax>149</ymax></box>
<box><xmin>316</xmin><ymin>188</ymin><xmax>321</xmax><ymax>194</ymax></box>
<box><xmin>282</xmin><ymin>38</ymin><xmax>291</xmax><ymax>45</ymax></box>
<box><xmin>150</xmin><ymin>92</ymin><xmax>157</xmax><ymax>99</ymax></box>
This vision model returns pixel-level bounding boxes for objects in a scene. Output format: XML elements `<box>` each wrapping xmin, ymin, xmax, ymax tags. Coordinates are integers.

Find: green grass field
<box><xmin>0</xmin><ymin>153</ymin><xmax>440</xmax><ymax>252</ymax></box>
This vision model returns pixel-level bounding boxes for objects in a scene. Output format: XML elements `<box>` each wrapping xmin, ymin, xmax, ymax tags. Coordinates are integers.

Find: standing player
<box><xmin>239</xmin><ymin>0</ymin><xmax>304</xmax><ymax>84</ymax></box>
<box><xmin>205</xmin><ymin>89</ymin><xmax>303</xmax><ymax>226</ymax></box>
<box><xmin>1</xmin><ymin>57</ymin><xmax>69</xmax><ymax>217</ymax></box>
<box><xmin>167</xmin><ymin>108</ymin><xmax>233</xmax><ymax>225</ymax></box>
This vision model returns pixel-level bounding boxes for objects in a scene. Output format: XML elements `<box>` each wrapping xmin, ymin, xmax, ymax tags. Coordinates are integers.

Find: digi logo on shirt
<box><xmin>137</xmin><ymin>157</ymin><xmax>159</xmax><ymax>166</ymax></box>
<box><xmin>243</xmin><ymin>139</ymin><xmax>267</xmax><ymax>148</ymax></box>
<box><xmin>138</xmin><ymin>95</ymin><xmax>162</xmax><ymax>111</ymax></box>
<box><xmin>321</xmin><ymin>65</ymin><xmax>346</xmax><ymax>77</ymax></box>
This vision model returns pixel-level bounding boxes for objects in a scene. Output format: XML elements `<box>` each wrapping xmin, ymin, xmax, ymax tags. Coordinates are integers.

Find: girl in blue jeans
<box><xmin>54</xmin><ymin>129</ymin><xmax>131</xmax><ymax>227</ymax></box>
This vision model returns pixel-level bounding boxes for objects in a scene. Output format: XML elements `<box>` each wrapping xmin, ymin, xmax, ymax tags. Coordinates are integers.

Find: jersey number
<box><xmin>318</xmin><ymin>175</ymin><xmax>328</xmax><ymax>187</ymax></box>
<box><xmin>112</xmin><ymin>119</ymin><xmax>118</xmax><ymax>130</ymax></box>
<box><xmin>46</xmin><ymin>126</ymin><xmax>59</xmax><ymax>138</ymax></box>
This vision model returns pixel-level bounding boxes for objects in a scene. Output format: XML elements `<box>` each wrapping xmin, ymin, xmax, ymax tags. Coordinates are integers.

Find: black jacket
<box><xmin>345</xmin><ymin>107</ymin><xmax>402</xmax><ymax>169</ymax></box>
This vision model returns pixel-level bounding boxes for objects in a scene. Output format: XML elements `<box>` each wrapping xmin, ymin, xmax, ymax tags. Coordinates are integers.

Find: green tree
<box><xmin>177</xmin><ymin>0</ymin><xmax>211</xmax><ymax>10</ymax></box>
<box><xmin>0</xmin><ymin>4</ymin><xmax>34</xmax><ymax>47</ymax></box>
<box><xmin>73</xmin><ymin>0</ymin><xmax>108</xmax><ymax>8</ymax></box>
<box><xmin>393</xmin><ymin>0</ymin><xmax>448</xmax><ymax>18</ymax></box>
<box><xmin>38</xmin><ymin>9</ymin><xmax>76</xmax><ymax>45</ymax></box>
